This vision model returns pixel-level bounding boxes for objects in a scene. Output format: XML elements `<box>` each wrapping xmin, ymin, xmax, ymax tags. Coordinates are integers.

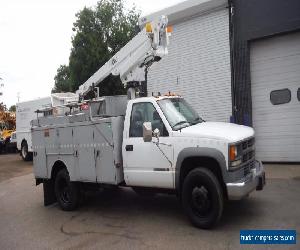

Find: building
<box><xmin>140</xmin><ymin>0</ymin><xmax>300</xmax><ymax>162</ymax></box>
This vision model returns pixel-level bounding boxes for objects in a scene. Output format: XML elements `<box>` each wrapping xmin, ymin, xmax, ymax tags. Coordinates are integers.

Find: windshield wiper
<box><xmin>191</xmin><ymin>117</ymin><xmax>204</xmax><ymax>125</ymax></box>
<box><xmin>172</xmin><ymin>120</ymin><xmax>190</xmax><ymax>130</ymax></box>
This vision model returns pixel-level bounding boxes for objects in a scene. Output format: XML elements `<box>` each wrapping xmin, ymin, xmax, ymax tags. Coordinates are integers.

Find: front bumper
<box><xmin>226</xmin><ymin>160</ymin><xmax>266</xmax><ymax>200</ymax></box>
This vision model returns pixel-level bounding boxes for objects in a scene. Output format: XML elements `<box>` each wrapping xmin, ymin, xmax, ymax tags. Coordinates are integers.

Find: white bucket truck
<box><xmin>32</xmin><ymin>16</ymin><xmax>265</xmax><ymax>228</ymax></box>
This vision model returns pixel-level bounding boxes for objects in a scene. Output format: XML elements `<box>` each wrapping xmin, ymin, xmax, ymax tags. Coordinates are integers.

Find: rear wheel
<box><xmin>21</xmin><ymin>141</ymin><xmax>32</xmax><ymax>161</ymax></box>
<box><xmin>54</xmin><ymin>168</ymin><xmax>80</xmax><ymax>211</ymax></box>
<box><xmin>182</xmin><ymin>167</ymin><xmax>223</xmax><ymax>229</ymax></box>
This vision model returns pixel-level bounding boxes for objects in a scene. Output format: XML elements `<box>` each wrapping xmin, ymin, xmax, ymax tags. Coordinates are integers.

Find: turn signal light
<box><xmin>229</xmin><ymin>145</ymin><xmax>237</xmax><ymax>161</ymax></box>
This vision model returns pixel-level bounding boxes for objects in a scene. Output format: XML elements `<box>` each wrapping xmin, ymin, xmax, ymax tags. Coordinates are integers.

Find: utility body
<box><xmin>16</xmin><ymin>93</ymin><xmax>78</xmax><ymax>161</ymax></box>
<box><xmin>32</xmin><ymin>16</ymin><xmax>265</xmax><ymax>228</ymax></box>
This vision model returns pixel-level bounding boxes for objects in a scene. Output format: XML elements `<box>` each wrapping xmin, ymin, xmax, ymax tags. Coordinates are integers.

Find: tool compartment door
<box><xmin>94</xmin><ymin>121</ymin><xmax>116</xmax><ymax>184</ymax></box>
<box><xmin>73</xmin><ymin>125</ymin><xmax>96</xmax><ymax>182</ymax></box>
<box><xmin>32</xmin><ymin>128</ymin><xmax>47</xmax><ymax>178</ymax></box>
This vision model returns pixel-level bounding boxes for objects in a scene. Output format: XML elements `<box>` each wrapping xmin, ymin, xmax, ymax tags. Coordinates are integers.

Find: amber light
<box><xmin>229</xmin><ymin>145</ymin><xmax>237</xmax><ymax>161</ymax></box>
<box><xmin>164</xmin><ymin>92</ymin><xmax>179</xmax><ymax>96</ymax></box>
<box><xmin>145</xmin><ymin>22</ymin><xmax>152</xmax><ymax>33</ymax></box>
<box><xmin>166</xmin><ymin>26</ymin><xmax>173</xmax><ymax>33</ymax></box>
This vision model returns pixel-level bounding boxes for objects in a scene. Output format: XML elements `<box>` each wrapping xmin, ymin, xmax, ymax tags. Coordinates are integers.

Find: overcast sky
<box><xmin>0</xmin><ymin>0</ymin><xmax>184</xmax><ymax>107</ymax></box>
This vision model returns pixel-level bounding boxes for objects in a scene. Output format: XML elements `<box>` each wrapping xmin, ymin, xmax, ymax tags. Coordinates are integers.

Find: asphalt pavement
<box><xmin>0</xmin><ymin>153</ymin><xmax>299</xmax><ymax>250</ymax></box>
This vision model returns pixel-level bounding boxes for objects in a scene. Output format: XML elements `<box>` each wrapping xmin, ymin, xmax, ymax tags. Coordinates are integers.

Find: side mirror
<box><xmin>143</xmin><ymin>122</ymin><xmax>152</xmax><ymax>142</ymax></box>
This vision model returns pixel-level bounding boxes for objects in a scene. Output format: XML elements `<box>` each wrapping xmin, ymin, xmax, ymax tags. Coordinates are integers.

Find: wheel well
<box><xmin>21</xmin><ymin>139</ymin><xmax>27</xmax><ymax>146</ymax></box>
<box><xmin>51</xmin><ymin>161</ymin><xmax>66</xmax><ymax>180</ymax></box>
<box><xmin>179</xmin><ymin>157</ymin><xmax>227</xmax><ymax>198</ymax></box>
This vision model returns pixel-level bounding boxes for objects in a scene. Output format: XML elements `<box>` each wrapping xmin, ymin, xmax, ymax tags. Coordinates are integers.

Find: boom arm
<box><xmin>76</xmin><ymin>16</ymin><xmax>170</xmax><ymax>98</ymax></box>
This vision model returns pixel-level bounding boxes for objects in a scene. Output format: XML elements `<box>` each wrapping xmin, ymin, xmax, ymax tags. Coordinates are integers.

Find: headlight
<box><xmin>228</xmin><ymin>144</ymin><xmax>242</xmax><ymax>170</ymax></box>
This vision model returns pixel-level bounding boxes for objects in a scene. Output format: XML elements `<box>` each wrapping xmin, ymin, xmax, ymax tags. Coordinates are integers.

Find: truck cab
<box><xmin>122</xmin><ymin>95</ymin><xmax>265</xmax><ymax>227</ymax></box>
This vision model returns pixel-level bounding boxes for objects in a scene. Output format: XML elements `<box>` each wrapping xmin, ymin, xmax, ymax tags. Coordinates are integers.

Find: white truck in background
<box><xmin>31</xmin><ymin>16</ymin><xmax>265</xmax><ymax>228</ymax></box>
<box><xmin>16</xmin><ymin>93</ymin><xmax>78</xmax><ymax>161</ymax></box>
<box><xmin>16</xmin><ymin>97</ymin><xmax>51</xmax><ymax>160</ymax></box>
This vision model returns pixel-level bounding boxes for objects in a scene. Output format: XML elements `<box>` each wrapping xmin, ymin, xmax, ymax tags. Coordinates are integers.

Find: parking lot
<box><xmin>0</xmin><ymin>153</ymin><xmax>299</xmax><ymax>250</ymax></box>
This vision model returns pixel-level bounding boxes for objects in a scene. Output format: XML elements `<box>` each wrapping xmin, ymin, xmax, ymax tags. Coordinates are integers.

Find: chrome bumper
<box><xmin>226</xmin><ymin>160</ymin><xmax>266</xmax><ymax>200</ymax></box>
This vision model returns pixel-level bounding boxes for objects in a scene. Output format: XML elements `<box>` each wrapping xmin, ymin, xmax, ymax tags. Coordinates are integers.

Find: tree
<box><xmin>9</xmin><ymin>105</ymin><xmax>16</xmax><ymax>112</ymax></box>
<box><xmin>52</xmin><ymin>65</ymin><xmax>72</xmax><ymax>93</ymax></box>
<box><xmin>53</xmin><ymin>0</ymin><xmax>140</xmax><ymax>95</ymax></box>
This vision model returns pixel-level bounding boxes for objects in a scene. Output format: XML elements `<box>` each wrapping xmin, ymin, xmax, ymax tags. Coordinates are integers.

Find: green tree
<box><xmin>9</xmin><ymin>105</ymin><xmax>16</xmax><ymax>112</ymax></box>
<box><xmin>52</xmin><ymin>65</ymin><xmax>72</xmax><ymax>93</ymax></box>
<box><xmin>53</xmin><ymin>0</ymin><xmax>140</xmax><ymax>96</ymax></box>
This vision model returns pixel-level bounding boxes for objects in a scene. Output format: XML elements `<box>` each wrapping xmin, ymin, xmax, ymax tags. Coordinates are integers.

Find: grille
<box><xmin>242</xmin><ymin>137</ymin><xmax>255</xmax><ymax>150</ymax></box>
<box><xmin>243</xmin><ymin>160</ymin><xmax>255</xmax><ymax>176</ymax></box>
<box><xmin>242</xmin><ymin>137</ymin><xmax>255</xmax><ymax>165</ymax></box>
<box><xmin>229</xmin><ymin>137</ymin><xmax>255</xmax><ymax>173</ymax></box>
<box><xmin>242</xmin><ymin>150</ymin><xmax>255</xmax><ymax>162</ymax></box>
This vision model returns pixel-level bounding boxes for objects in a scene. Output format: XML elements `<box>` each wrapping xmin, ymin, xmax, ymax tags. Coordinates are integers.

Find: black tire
<box><xmin>182</xmin><ymin>167</ymin><xmax>223</xmax><ymax>229</ymax></box>
<box><xmin>4</xmin><ymin>138</ymin><xmax>10</xmax><ymax>153</ymax></box>
<box><xmin>21</xmin><ymin>141</ymin><xmax>32</xmax><ymax>161</ymax></box>
<box><xmin>54</xmin><ymin>168</ymin><xmax>80</xmax><ymax>211</ymax></box>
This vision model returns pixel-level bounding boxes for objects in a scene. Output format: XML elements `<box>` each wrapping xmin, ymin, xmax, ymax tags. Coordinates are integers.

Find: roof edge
<box><xmin>139</xmin><ymin>0</ymin><xmax>228</xmax><ymax>27</ymax></box>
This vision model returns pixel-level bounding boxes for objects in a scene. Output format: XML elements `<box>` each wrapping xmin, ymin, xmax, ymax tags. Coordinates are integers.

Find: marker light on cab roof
<box><xmin>164</xmin><ymin>92</ymin><xmax>179</xmax><ymax>96</ymax></box>
<box><xmin>145</xmin><ymin>22</ymin><xmax>152</xmax><ymax>33</ymax></box>
<box><xmin>166</xmin><ymin>26</ymin><xmax>173</xmax><ymax>33</ymax></box>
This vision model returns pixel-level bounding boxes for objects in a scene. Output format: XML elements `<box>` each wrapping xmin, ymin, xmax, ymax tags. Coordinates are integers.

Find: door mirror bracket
<box><xmin>153</xmin><ymin>128</ymin><xmax>160</xmax><ymax>143</ymax></box>
<box><xmin>143</xmin><ymin>122</ymin><xmax>152</xmax><ymax>142</ymax></box>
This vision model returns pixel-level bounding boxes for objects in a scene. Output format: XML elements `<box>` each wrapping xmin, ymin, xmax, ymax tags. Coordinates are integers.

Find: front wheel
<box><xmin>182</xmin><ymin>167</ymin><xmax>223</xmax><ymax>229</ymax></box>
<box><xmin>54</xmin><ymin>168</ymin><xmax>80</xmax><ymax>211</ymax></box>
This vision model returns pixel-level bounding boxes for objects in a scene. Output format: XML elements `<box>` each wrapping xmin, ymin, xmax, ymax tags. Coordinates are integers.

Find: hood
<box><xmin>178</xmin><ymin>122</ymin><xmax>254</xmax><ymax>143</ymax></box>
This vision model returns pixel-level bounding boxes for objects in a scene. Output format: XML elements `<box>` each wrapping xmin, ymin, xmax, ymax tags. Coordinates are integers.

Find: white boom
<box><xmin>76</xmin><ymin>15</ymin><xmax>170</xmax><ymax>98</ymax></box>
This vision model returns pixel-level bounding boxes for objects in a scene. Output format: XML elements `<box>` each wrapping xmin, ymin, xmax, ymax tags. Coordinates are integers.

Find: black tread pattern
<box><xmin>182</xmin><ymin>167</ymin><xmax>224</xmax><ymax>229</ymax></box>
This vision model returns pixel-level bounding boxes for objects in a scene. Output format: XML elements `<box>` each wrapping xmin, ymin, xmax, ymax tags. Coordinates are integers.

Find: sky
<box><xmin>0</xmin><ymin>0</ymin><xmax>184</xmax><ymax>108</ymax></box>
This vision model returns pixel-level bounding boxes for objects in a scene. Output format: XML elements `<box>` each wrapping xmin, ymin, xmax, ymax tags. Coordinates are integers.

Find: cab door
<box><xmin>123</xmin><ymin>102</ymin><xmax>174</xmax><ymax>188</ymax></box>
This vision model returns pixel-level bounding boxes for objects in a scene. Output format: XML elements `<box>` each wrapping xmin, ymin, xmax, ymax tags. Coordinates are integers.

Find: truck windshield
<box><xmin>157</xmin><ymin>98</ymin><xmax>203</xmax><ymax>130</ymax></box>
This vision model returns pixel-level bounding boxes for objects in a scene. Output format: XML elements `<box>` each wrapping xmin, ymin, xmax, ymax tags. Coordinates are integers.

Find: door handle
<box><xmin>125</xmin><ymin>145</ymin><xmax>133</xmax><ymax>151</ymax></box>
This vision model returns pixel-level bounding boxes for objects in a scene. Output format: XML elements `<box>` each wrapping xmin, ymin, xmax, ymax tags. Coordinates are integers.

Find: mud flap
<box><xmin>43</xmin><ymin>179</ymin><xmax>56</xmax><ymax>206</ymax></box>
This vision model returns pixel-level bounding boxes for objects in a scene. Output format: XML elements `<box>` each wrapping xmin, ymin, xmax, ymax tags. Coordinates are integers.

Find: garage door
<box><xmin>251</xmin><ymin>32</ymin><xmax>300</xmax><ymax>162</ymax></box>
<box><xmin>147</xmin><ymin>8</ymin><xmax>232</xmax><ymax>122</ymax></box>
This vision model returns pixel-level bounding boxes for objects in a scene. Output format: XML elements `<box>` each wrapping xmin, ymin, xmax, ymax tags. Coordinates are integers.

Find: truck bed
<box><xmin>31</xmin><ymin>113</ymin><xmax>124</xmax><ymax>185</ymax></box>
